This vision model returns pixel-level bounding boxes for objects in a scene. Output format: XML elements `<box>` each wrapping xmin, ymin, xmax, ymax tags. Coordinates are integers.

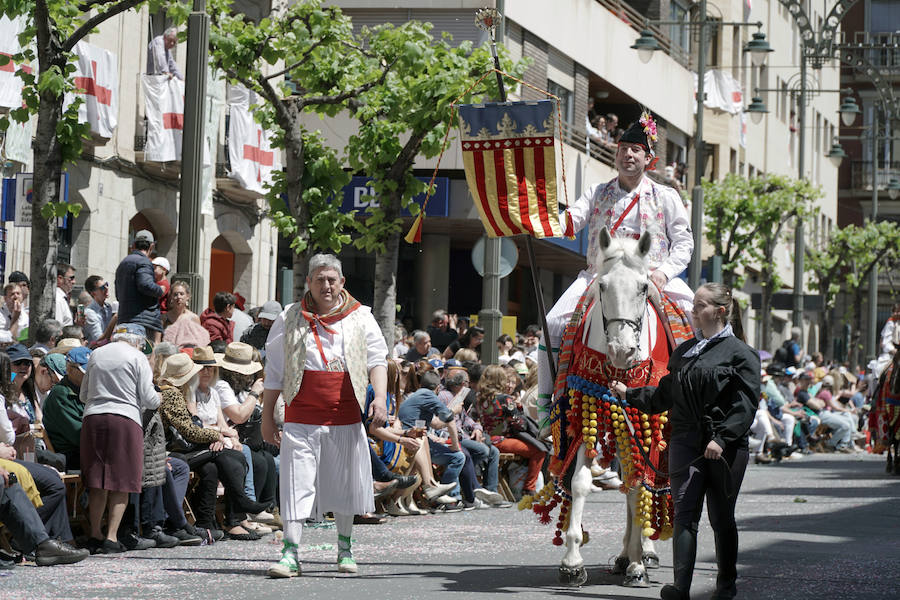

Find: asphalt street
<box><xmin>4</xmin><ymin>452</ymin><xmax>898</xmax><ymax>600</ymax></box>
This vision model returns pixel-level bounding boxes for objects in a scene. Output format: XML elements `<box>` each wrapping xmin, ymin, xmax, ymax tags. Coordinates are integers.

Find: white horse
<box><xmin>555</xmin><ymin>227</ymin><xmax>671</xmax><ymax>587</ymax></box>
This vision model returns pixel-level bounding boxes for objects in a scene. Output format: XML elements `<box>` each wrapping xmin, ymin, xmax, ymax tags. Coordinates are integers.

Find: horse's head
<box><xmin>591</xmin><ymin>227</ymin><xmax>652</xmax><ymax>370</ymax></box>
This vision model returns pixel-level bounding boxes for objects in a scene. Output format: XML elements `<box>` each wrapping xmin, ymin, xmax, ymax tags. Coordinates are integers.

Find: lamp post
<box><xmin>631</xmin><ymin>8</ymin><xmax>773</xmax><ymax>289</ymax></box>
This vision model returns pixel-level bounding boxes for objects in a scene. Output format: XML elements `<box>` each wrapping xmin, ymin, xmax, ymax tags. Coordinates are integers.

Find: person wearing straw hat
<box><xmin>262</xmin><ymin>253</ymin><xmax>388</xmax><ymax>578</ymax></box>
<box><xmin>536</xmin><ymin>109</ymin><xmax>695</xmax><ymax>434</ymax></box>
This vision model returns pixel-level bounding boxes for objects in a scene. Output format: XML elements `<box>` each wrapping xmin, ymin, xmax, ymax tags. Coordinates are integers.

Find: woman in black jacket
<box><xmin>612</xmin><ymin>283</ymin><xmax>760</xmax><ymax>600</ymax></box>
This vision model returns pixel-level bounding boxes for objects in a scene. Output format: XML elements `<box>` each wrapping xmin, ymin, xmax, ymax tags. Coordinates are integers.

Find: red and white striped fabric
<box><xmin>142</xmin><ymin>74</ymin><xmax>184</xmax><ymax>162</ymax></box>
<box><xmin>0</xmin><ymin>15</ymin><xmax>31</xmax><ymax>110</ymax></box>
<box><xmin>227</xmin><ymin>84</ymin><xmax>280</xmax><ymax>194</ymax></box>
<box><xmin>66</xmin><ymin>41</ymin><xmax>118</xmax><ymax>138</ymax></box>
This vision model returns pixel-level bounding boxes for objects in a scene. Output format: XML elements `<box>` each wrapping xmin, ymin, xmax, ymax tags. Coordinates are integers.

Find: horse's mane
<box><xmin>595</xmin><ymin>237</ymin><xmax>648</xmax><ymax>276</ymax></box>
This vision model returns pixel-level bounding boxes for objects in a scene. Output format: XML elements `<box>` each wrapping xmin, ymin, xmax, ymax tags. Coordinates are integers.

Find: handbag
<box><xmin>165</xmin><ymin>414</ymin><xmax>206</xmax><ymax>454</ymax></box>
<box><xmin>235</xmin><ymin>404</ymin><xmax>264</xmax><ymax>452</ymax></box>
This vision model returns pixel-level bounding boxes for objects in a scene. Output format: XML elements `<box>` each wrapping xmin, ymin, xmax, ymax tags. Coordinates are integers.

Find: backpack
<box><xmin>781</xmin><ymin>340</ymin><xmax>797</xmax><ymax>367</ymax></box>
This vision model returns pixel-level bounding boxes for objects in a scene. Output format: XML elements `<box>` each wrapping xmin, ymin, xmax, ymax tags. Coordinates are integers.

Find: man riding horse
<box><xmin>537</xmin><ymin>109</ymin><xmax>694</xmax><ymax>430</ymax></box>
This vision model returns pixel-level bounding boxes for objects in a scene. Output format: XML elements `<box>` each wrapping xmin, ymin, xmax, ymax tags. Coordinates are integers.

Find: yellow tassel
<box><xmin>517</xmin><ymin>495</ymin><xmax>534</xmax><ymax>511</ymax></box>
<box><xmin>404</xmin><ymin>212</ymin><xmax>424</xmax><ymax>244</ymax></box>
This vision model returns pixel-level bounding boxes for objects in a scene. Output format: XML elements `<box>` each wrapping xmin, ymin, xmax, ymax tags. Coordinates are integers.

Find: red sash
<box><xmin>610</xmin><ymin>192</ymin><xmax>641</xmax><ymax>240</ymax></box>
<box><xmin>284</xmin><ymin>370</ymin><xmax>360</xmax><ymax>426</ymax></box>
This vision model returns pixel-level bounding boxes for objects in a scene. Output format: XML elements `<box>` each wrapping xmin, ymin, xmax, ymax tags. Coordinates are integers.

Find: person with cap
<box><xmin>115</xmin><ymin>230</ymin><xmax>165</xmax><ymax>343</ymax></box>
<box><xmin>158</xmin><ymin>352</ymin><xmax>267</xmax><ymax>541</ymax></box>
<box><xmin>0</xmin><ymin>282</ymin><xmax>28</xmax><ymax>343</ymax></box>
<box><xmin>54</xmin><ymin>262</ymin><xmax>78</xmax><ymax>326</ymax></box>
<box><xmin>151</xmin><ymin>257</ymin><xmax>171</xmax><ymax>316</ymax></box>
<box><xmin>83</xmin><ymin>275</ymin><xmax>118</xmax><ymax>344</ymax></box>
<box><xmin>537</xmin><ymin>109</ymin><xmax>694</xmax><ymax>433</ymax></box>
<box><xmin>79</xmin><ymin>323</ymin><xmax>160</xmax><ymax>554</ymax></box>
<box><xmin>41</xmin><ymin>348</ymin><xmax>90</xmax><ymax>471</ymax></box>
<box><xmin>262</xmin><ymin>253</ymin><xmax>389</xmax><ymax>578</ymax></box>
<box><xmin>240</xmin><ymin>300</ymin><xmax>282</xmax><ymax>352</ymax></box>
<box><xmin>6</xmin><ymin>343</ymin><xmax>43</xmax><ymax>442</ymax></box>
<box><xmin>8</xmin><ymin>270</ymin><xmax>30</xmax><ymax>310</ymax></box>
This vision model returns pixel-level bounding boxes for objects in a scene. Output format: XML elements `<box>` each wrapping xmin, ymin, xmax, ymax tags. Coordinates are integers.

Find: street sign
<box><xmin>10</xmin><ymin>172</ymin><xmax>69</xmax><ymax>227</ymax></box>
<box><xmin>750</xmin><ymin>292</ymin><xmax>822</xmax><ymax>311</ymax></box>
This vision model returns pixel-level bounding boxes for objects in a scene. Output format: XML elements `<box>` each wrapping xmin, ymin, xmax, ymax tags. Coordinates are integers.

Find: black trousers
<box><xmin>669</xmin><ymin>432</ymin><xmax>749</xmax><ymax>529</ymax></box>
<box><xmin>17</xmin><ymin>459</ymin><xmax>72</xmax><ymax>541</ymax></box>
<box><xmin>249</xmin><ymin>449</ymin><xmax>277</xmax><ymax>509</ymax></box>
<box><xmin>174</xmin><ymin>448</ymin><xmax>249</xmax><ymax>529</ymax></box>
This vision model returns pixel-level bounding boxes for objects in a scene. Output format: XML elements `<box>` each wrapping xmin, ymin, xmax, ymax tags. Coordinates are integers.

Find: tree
<box><xmin>0</xmin><ymin>0</ymin><xmax>156</xmax><ymax>332</ymax></box>
<box><xmin>204</xmin><ymin>0</ymin><xmax>400</xmax><ymax>298</ymax></box>
<box><xmin>805</xmin><ymin>224</ymin><xmax>857</xmax><ymax>358</ymax></box>
<box><xmin>703</xmin><ymin>174</ymin><xmax>820</xmax><ymax>349</ymax></box>
<box><xmin>344</xmin><ymin>21</ymin><xmax>525</xmax><ymax>347</ymax></box>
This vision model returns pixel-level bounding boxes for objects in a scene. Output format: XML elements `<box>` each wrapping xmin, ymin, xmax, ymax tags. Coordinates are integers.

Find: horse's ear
<box><xmin>637</xmin><ymin>231</ymin><xmax>652</xmax><ymax>256</ymax></box>
<box><xmin>599</xmin><ymin>227</ymin><xmax>612</xmax><ymax>251</ymax></box>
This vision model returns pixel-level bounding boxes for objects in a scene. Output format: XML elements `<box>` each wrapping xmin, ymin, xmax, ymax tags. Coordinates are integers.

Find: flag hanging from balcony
<box><xmin>142</xmin><ymin>75</ymin><xmax>185</xmax><ymax>163</ymax></box>
<box><xmin>458</xmin><ymin>100</ymin><xmax>564</xmax><ymax>239</ymax></box>
<box><xmin>0</xmin><ymin>14</ymin><xmax>31</xmax><ymax>110</ymax></box>
<box><xmin>65</xmin><ymin>41</ymin><xmax>118</xmax><ymax>138</ymax></box>
<box><xmin>227</xmin><ymin>84</ymin><xmax>281</xmax><ymax>194</ymax></box>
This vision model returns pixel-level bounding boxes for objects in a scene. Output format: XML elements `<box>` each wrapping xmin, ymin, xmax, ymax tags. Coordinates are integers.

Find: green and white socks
<box><xmin>335</xmin><ymin>513</ymin><xmax>357</xmax><ymax>574</ymax></box>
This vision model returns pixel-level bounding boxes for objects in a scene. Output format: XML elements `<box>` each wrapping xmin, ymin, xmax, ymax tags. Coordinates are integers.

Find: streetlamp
<box><xmin>839</xmin><ymin>95</ymin><xmax>862</xmax><ymax>127</ymax></box>
<box><xmin>888</xmin><ymin>178</ymin><xmax>900</xmax><ymax>201</ymax></box>
<box><xmin>745</xmin><ymin>96</ymin><xmax>769</xmax><ymax>125</ymax></box>
<box><xmin>826</xmin><ymin>140</ymin><xmax>847</xmax><ymax>167</ymax></box>
<box><xmin>631</xmin><ymin>7</ymin><xmax>773</xmax><ymax>289</ymax></box>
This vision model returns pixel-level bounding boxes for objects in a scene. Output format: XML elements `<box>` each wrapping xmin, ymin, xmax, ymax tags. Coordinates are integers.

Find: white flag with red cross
<box><xmin>227</xmin><ymin>84</ymin><xmax>280</xmax><ymax>194</ymax></box>
<box><xmin>142</xmin><ymin>74</ymin><xmax>184</xmax><ymax>162</ymax></box>
<box><xmin>66</xmin><ymin>41</ymin><xmax>118</xmax><ymax>138</ymax></box>
<box><xmin>0</xmin><ymin>14</ymin><xmax>32</xmax><ymax>110</ymax></box>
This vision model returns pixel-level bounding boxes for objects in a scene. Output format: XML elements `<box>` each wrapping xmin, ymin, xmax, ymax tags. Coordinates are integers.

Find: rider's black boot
<box><xmin>660</xmin><ymin>523</ymin><xmax>697</xmax><ymax>600</ymax></box>
<box><xmin>710</xmin><ymin>525</ymin><xmax>738</xmax><ymax>599</ymax></box>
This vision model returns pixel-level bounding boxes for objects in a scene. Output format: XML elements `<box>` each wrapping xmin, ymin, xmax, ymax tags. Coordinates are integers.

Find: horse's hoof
<box><xmin>558</xmin><ymin>565</ymin><xmax>588</xmax><ymax>587</ymax></box>
<box><xmin>642</xmin><ymin>551</ymin><xmax>660</xmax><ymax>569</ymax></box>
<box><xmin>622</xmin><ymin>570</ymin><xmax>650</xmax><ymax>588</ymax></box>
<box><xmin>611</xmin><ymin>555</ymin><xmax>629</xmax><ymax>575</ymax></box>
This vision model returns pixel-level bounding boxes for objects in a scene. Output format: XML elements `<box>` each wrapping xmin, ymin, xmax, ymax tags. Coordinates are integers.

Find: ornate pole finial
<box><xmin>475</xmin><ymin>7</ymin><xmax>501</xmax><ymax>40</ymax></box>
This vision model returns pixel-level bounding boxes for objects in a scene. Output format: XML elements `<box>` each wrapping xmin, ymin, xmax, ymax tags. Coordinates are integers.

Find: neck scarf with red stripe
<box><xmin>300</xmin><ymin>290</ymin><xmax>362</xmax><ymax>366</ymax></box>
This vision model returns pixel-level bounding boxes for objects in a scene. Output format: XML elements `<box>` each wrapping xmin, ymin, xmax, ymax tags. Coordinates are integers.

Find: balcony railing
<box><xmin>595</xmin><ymin>0</ymin><xmax>691</xmax><ymax>68</ymax></box>
<box><xmin>559</xmin><ymin>119</ymin><xmax>617</xmax><ymax>169</ymax></box>
<box><xmin>850</xmin><ymin>160</ymin><xmax>900</xmax><ymax>191</ymax></box>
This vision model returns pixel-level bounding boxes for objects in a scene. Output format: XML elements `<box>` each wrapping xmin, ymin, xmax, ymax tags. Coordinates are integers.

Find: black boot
<box><xmin>710</xmin><ymin>526</ymin><xmax>738</xmax><ymax>599</ymax></box>
<box><xmin>660</xmin><ymin>524</ymin><xmax>697</xmax><ymax>600</ymax></box>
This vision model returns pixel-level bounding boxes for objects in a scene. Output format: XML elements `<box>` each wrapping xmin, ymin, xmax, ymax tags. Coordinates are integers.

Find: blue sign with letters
<box><xmin>340</xmin><ymin>176</ymin><xmax>449</xmax><ymax>217</ymax></box>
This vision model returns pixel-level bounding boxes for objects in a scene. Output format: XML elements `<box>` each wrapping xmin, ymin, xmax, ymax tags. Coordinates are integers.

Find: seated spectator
<box><xmin>6</xmin><ymin>344</ymin><xmax>43</xmax><ymax>454</ymax></box>
<box><xmin>454</xmin><ymin>348</ymin><xmax>479</xmax><ymax>364</ymax></box>
<box><xmin>785</xmin><ymin>372</ymin><xmax>823</xmax><ymax>450</ymax></box>
<box><xmin>83</xmin><ymin>275</ymin><xmax>118</xmax><ymax>344</ymax></box>
<box><xmin>164</xmin><ymin>281</ymin><xmax>201</xmax><ymax>327</ymax></box>
<box><xmin>427</xmin><ymin>310</ymin><xmax>459</xmax><ymax>353</ymax></box>
<box><xmin>32</xmin><ymin>352</ymin><xmax>64</xmax><ymax>410</ymax></box>
<box><xmin>240</xmin><ymin>301</ymin><xmax>282</xmax><ymax>352</ymax></box>
<box><xmin>0</xmin><ymin>282</ymin><xmax>28</xmax><ymax>343</ymax></box>
<box><xmin>8</xmin><ymin>271</ymin><xmax>30</xmax><ymax>310</ymax></box>
<box><xmin>41</xmin><ymin>350</ymin><xmax>88</xmax><ymax>471</ymax></box>
<box><xmin>29</xmin><ymin>319</ymin><xmax>62</xmax><ymax>357</ymax></box>
<box><xmin>443</xmin><ymin>326</ymin><xmax>485</xmax><ymax>360</ymax></box>
<box><xmin>61</xmin><ymin>325</ymin><xmax>85</xmax><ymax>345</ymax></box>
<box><xmin>405</xmin><ymin>330</ymin><xmax>440</xmax><ymax>362</ymax></box>
<box><xmin>50</xmin><ymin>337</ymin><xmax>82</xmax><ymax>357</ymax></box>
<box><xmin>158</xmin><ymin>352</ymin><xmax>267</xmax><ymax>540</ymax></box>
<box><xmin>366</xmin><ymin>361</ymin><xmax>451</xmax><ymax>516</ymax></box>
<box><xmin>201</xmin><ymin>292</ymin><xmax>236</xmax><ymax>344</ymax></box>
<box><xmin>473</xmin><ymin>365</ymin><xmax>547</xmax><ymax>497</ymax></box>
<box><xmin>438</xmin><ymin>369</ymin><xmax>505</xmax><ymax>507</ymax></box>
<box><xmin>398</xmin><ymin>371</ymin><xmax>478</xmax><ymax>511</ymax></box>
<box><xmin>392</xmin><ymin>325</ymin><xmax>410</xmax><ymax>359</ymax></box>
<box><xmin>817</xmin><ymin>375</ymin><xmax>860</xmax><ymax>452</ymax></box>
<box><xmin>0</xmin><ymin>355</ymin><xmax>15</xmax><ymax>446</ymax></box>
<box><xmin>79</xmin><ymin>324</ymin><xmax>160</xmax><ymax>554</ymax></box>
<box><xmin>0</xmin><ymin>462</ymin><xmax>89</xmax><ymax>568</ymax></box>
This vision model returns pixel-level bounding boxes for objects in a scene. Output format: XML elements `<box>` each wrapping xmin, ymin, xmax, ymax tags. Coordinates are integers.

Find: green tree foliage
<box><xmin>703</xmin><ymin>173</ymin><xmax>821</xmax><ymax>349</ymax></box>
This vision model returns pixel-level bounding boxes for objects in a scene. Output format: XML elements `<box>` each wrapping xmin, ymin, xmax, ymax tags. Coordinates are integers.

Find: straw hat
<box><xmin>161</xmin><ymin>352</ymin><xmax>203</xmax><ymax>387</ymax></box>
<box><xmin>192</xmin><ymin>346</ymin><xmax>219</xmax><ymax>366</ymax></box>
<box><xmin>216</xmin><ymin>342</ymin><xmax>262</xmax><ymax>375</ymax></box>
<box><xmin>50</xmin><ymin>338</ymin><xmax>83</xmax><ymax>355</ymax></box>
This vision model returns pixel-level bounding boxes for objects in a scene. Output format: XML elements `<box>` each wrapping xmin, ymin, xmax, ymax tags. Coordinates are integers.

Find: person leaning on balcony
<box><xmin>147</xmin><ymin>27</ymin><xmax>183</xmax><ymax>80</ymax></box>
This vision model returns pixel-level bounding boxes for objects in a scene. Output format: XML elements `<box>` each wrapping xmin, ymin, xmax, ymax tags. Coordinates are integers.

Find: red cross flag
<box><xmin>227</xmin><ymin>84</ymin><xmax>280</xmax><ymax>194</ymax></box>
<box><xmin>0</xmin><ymin>15</ymin><xmax>32</xmax><ymax>110</ymax></box>
<box><xmin>66</xmin><ymin>41</ymin><xmax>118</xmax><ymax>138</ymax></box>
<box><xmin>142</xmin><ymin>74</ymin><xmax>185</xmax><ymax>162</ymax></box>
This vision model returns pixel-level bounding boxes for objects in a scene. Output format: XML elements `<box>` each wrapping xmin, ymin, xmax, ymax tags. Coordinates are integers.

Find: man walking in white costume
<box><xmin>262</xmin><ymin>254</ymin><xmax>388</xmax><ymax>577</ymax></box>
<box><xmin>537</xmin><ymin>110</ymin><xmax>694</xmax><ymax>426</ymax></box>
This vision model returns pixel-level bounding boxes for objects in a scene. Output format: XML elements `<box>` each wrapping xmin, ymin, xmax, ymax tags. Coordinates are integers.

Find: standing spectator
<box><xmin>426</xmin><ymin>310</ymin><xmax>459</xmax><ymax>353</ymax></box>
<box><xmin>606</xmin><ymin>113</ymin><xmax>622</xmax><ymax>143</ymax></box>
<box><xmin>779</xmin><ymin>327</ymin><xmax>803</xmax><ymax>368</ymax></box>
<box><xmin>115</xmin><ymin>230</ymin><xmax>165</xmax><ymax>342</ymax></box>
<box><xmin>147</xmin><ymin>27</ymin><xmax>183</xmax><ymax>80</ymax></box>
<box><xmin>79</xmin><ymin>323</ymin><xmax>160</xmax><ymax>554</ymax></box>
<box><xmin>8</xmin><ymin>271</ymin><xmax>30</xmax><ymax>309</ymax></box>
<box><xmin>443</xmin><ymin>326</ymin><xmax>485</xmax><ymax>360</ymax></box>
<box><xmin>41</xmin><ymin>348</ymin><xmax>89</xmax><ymax>471</ymax></box>
<box><xmin>165</xmin><ymin>281</ymin><xmax>201</xmax><ymax>327</ymax></box>
<box><xmin>201</xmin><ymin>292</ymin><xmax>236</xmax><ymax>343</ymax></box>
<box><xmin>83</xmin><ymin>275</ymin><xmax>118</xmax><ymax>344</ymax></box>
<box><xmin>152</xmin><ymin>258</ymin><xmax>171</xmax><ymax>317</ymax></box>
<box><xmin>240</xmin><ymin>300</ymin><xmax>282</xmax><ymax>351</ymax></box>
<box><xmin>0</xmin><ymin>282</ymin><xmax>28</xmax><ymax>343</ymax></box>
<box><xmin>29</xmin><ymin>319</ymin><xmax>62</xmax><ymax>357</ymax></box>
<box><xmin>55</xmin><ymin>263</ymin><xmax>76</xmax><ymax>326</ymax></box>
<box><xmin>230</xmin><ymin>292</ymin><xmax>254</xmax><ymax>342</ymax></box>
<box><xmin>404</xmin><ymin>330</ymin><xmax>437</xmax><ymax>362</ymax></box>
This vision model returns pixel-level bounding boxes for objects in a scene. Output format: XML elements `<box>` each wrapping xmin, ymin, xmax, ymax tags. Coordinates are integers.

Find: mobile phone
<box><xmin>7</xmin><ymin>472</ymin><xmax>17</xmax><ymax>487</ymax></box>
<box><xmin>77</xmin><ymin>304</ymin><xmax>85</xmax><ymax>319</ymax></box>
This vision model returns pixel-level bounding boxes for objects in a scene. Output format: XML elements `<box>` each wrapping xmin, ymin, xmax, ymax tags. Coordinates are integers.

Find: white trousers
<box><xmin>280</xmin><ymin>422</ymin><xmax>375</xmax><ymax>521</ymax></box>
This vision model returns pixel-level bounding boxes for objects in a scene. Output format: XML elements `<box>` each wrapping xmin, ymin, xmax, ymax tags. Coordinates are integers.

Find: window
<box><xmin>669</xmin><ymin>0</ymin><xmax>690</xmax><ymax>54</ymax></box>
<box><xmin>547</xmin><ymin>80</ymin><xmax>574</xmax><ymax>127</ymax></box>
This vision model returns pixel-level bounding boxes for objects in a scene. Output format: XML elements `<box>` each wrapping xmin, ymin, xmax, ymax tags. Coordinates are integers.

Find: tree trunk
<box><xmin>282</xmin><ymin>102</ymin><xmax>308</xmax><ymax>302</ymax></box>
<box><xmin>372</xmin><ymin>192</ymin><xmax>400</xmax><ymax>349</ymax></box>
<box><xmin>819</xmin><ymin>305</ymin><xmax>832</xmax><ymax>359</ymax></box>
<box><xmin>849</xmin><ymin>286</ymin><xmax>864</xmax><ymax>370</ymax></box>
<box><xmin>760</xmin><ymin>281</ymin><xmax>772</xmax><ymax>352</ymax></box>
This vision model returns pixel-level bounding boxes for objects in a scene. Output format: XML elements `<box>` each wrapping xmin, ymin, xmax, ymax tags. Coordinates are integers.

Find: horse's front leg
<box><xmin>622</xmin><ymin>487</ymin><xmax>649</xmax><ymax>587</ymax></box>
<box><xmin>559</xmin><ymin>451</ymin><xmax>591</xmax><ymax>587</ymax></box>
<box><xmin>642</xmin><ymin>532</ymin><xmax>660</xmax><ymax>569</ymax></box>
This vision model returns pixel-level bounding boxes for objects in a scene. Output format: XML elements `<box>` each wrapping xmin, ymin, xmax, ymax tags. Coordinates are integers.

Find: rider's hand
<box><xmin>610</xmin><ymin>380</ymin><xmax>627</xmax><ymax>400</ymax></box>
<box><xmin>650</xmin><ymin>270</ymin><xmax>668</xmax><ymax>292</ymax></box>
